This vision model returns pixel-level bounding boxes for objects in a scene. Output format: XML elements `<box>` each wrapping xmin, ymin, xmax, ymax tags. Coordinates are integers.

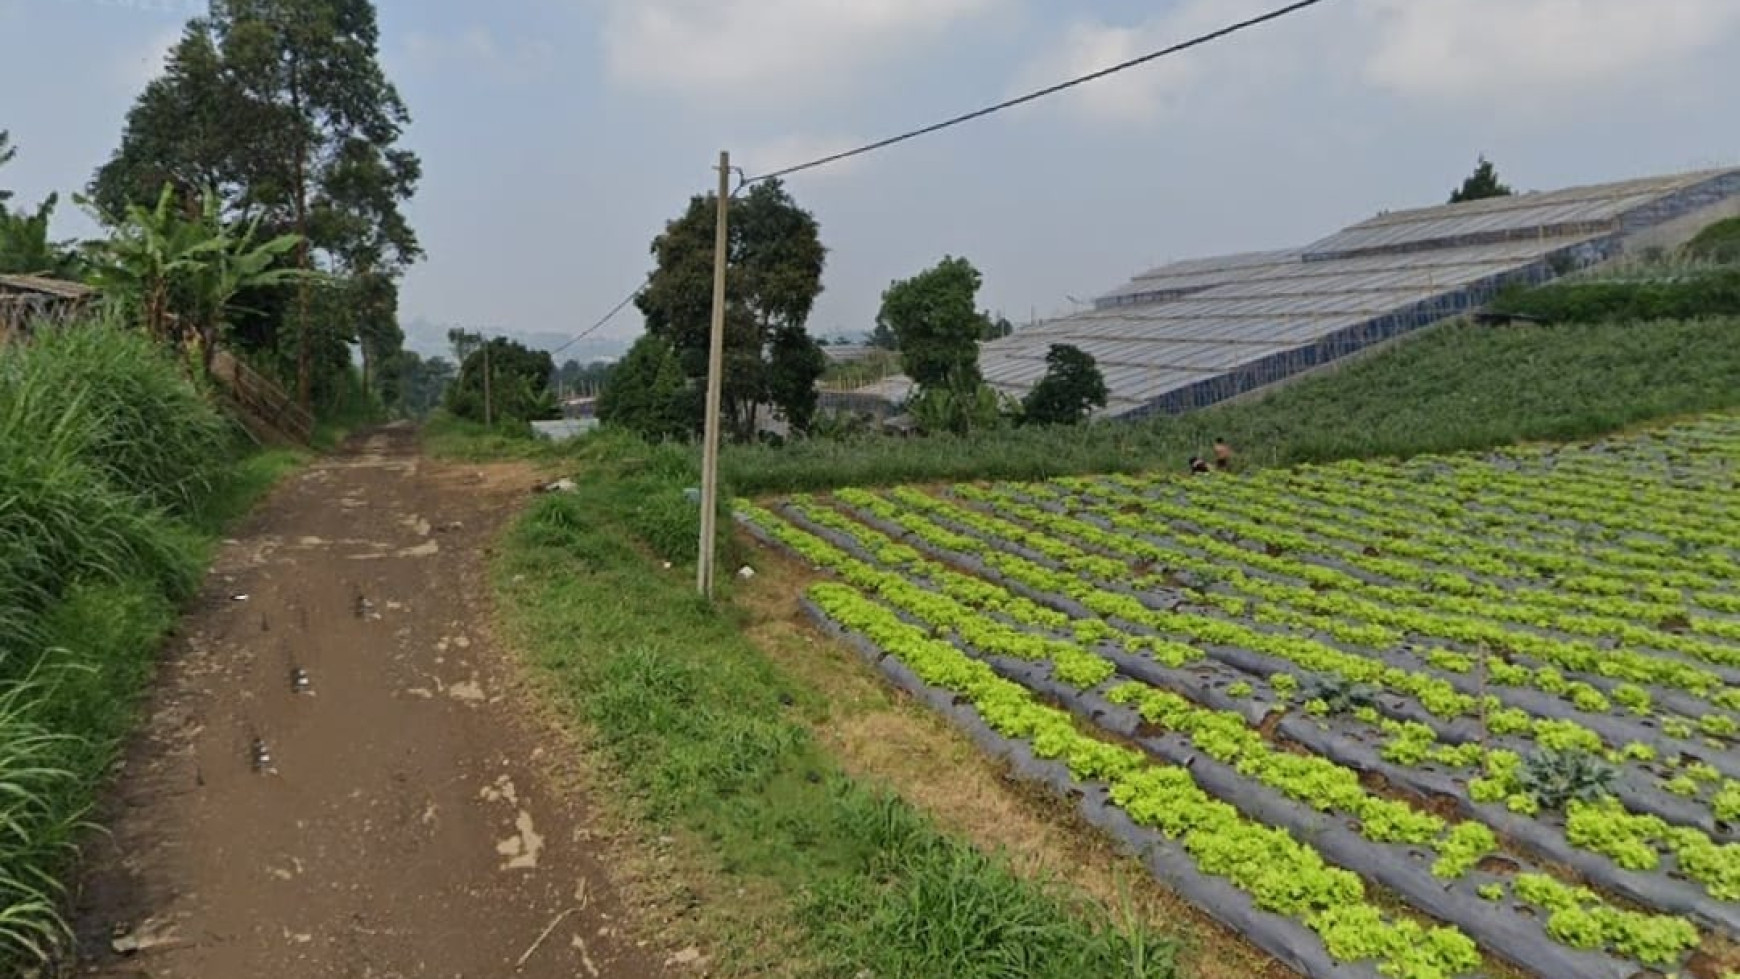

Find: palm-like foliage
<box><xmin>0</xmin><ymin>195</ymin><xmax>81</xmax><ymax>279</ymax></box>
<box><xmin>80</xmin><ymin>185</ymin><xmax>306</xmax><ymax>369</ymax></box>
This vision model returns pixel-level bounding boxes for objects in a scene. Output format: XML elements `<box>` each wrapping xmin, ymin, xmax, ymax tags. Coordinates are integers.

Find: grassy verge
<box><xmin>0</xmin><ymin>319</ymin><xmax>307</xmax><ymax>965</ymax></box>
<box><xmin>419</xmin><ymin>410</ymin><xmax>556</xmax><ymax>462</ymax></box>
<box><xmin>720</xmin><ymin>315</ymin><xmax>1740</xmax><ymax>493</ymax></box>
<box><xmin>1491</xmin><ymin>270</ymin><xmax>1740</xmax><ymax>323</ymax></box>
<box><xmin>491</xmin><ymin>447</ymin><xmax>1179</xmax><ymax>979</ymax></box>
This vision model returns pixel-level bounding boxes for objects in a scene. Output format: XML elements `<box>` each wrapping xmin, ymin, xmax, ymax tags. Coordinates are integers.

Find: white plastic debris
<box><xmin>737</xmin><ymin>566</ymin><xmax>756</xmax><ymax>580</ymax></box>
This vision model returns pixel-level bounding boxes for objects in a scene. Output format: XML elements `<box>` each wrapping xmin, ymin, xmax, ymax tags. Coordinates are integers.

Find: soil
<box><xmin>65</xmin><ymin>425</ymin><xmax>665</xmax><ymax>979</ymax></box>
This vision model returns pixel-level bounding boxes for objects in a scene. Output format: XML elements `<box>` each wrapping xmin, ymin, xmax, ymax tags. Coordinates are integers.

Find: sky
<box><xmin>3</xmin><ymin>0</ymin><xmax>1739</xmax><ymax>361</ymax></box>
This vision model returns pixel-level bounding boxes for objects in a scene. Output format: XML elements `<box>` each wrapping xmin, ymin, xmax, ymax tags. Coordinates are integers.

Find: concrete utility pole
<box><xmin>482</xmin><ymin>339</ymin><xmax>493</xmax><ymax>429</ymax></box>
<box><xmin>697</xmin><ymin>150</ymin><xmax>731</xmax><ymax>598</ymax></box>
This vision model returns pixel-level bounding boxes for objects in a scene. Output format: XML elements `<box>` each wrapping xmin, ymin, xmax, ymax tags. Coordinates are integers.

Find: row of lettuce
<box><xmin>732</xmin><ymin>414</ymin><xmax>1740</xmax><ymax>979</ymax></box>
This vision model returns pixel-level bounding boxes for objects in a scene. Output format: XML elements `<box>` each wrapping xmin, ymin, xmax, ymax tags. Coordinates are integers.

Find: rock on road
<box><xmin>68</xmin><ymin>425</ymin><xmax>664</xmax><ymax>979</ymax></box>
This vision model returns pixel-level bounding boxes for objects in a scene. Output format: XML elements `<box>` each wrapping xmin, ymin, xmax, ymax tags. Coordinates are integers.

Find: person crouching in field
<box><xmin>1213</xmin><ymin>438</ymin><xmax>1234</xmax><ymax>472</ymax></box>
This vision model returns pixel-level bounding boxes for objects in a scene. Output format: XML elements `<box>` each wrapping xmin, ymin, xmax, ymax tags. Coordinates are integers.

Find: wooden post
<box><xmin>697</xmin><ymin>151</ymin><xmax>731</xmax><ymax>598</ymax></box>
<box><xmin>483</xmin><ymin>339</ymin><xmax>494</xmax><ymax>429</ymax></box>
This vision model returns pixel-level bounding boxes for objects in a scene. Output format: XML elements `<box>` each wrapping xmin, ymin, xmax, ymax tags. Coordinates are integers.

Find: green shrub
<box><xmin>1490</xmin><ymin>269</ymin><xmax>1740</xmax><ymax>324</ymax></box>
<box><xmin>1684</xmin><ymin>217</ymin><xmax>1740</xmax><ymax>264</ymax></box>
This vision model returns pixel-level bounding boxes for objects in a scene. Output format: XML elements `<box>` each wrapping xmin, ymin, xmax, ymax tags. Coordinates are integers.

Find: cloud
<box><xmin>399</xmin><ymin>27</ymin><xmax>557</xmax><ymax>85</ymax></box>
<box><xmin>1008</xmin><ymin>0</ymin><xmax>1326</xmax><ymax>127</ymax></box>
<box><xmin>600</xmin><ymin>0</ymin><xmax>1010</xmax><ymax>103</ymax></box>
<box><xmin>1361</xmin><ymin>0</ymin><xmax>1740</xmax><ymax>102</ymax></box>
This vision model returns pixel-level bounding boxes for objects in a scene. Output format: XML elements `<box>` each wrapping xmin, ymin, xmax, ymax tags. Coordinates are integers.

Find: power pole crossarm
<box><xmin>697</xmin><ymin>150</ymin><xmax>731</xmax><ymax>599</ymax></box>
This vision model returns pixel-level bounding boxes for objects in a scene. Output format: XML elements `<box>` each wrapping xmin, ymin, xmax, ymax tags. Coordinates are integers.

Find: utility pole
<box><xmin>482</xmin><ymin>339</ymin><xmax>493</xmax><ymax>429</ymax></box>
<box><xmin>697</xmin><ymin>150</ymin><xmax>731</xmax><ymax>599</ymax></box>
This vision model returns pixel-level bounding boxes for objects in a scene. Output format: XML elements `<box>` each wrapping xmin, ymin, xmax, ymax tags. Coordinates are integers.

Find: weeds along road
<box><xmin>68</xmin><ymin>424</ymin><xmax>663</xmax><ymax>979</ymax></box>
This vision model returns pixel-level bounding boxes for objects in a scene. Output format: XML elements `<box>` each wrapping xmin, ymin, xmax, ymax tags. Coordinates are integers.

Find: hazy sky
<box><xmin>3</xmin><ymin>0</ymin><xmax>1738</xmax><ymax>359</ymax></box>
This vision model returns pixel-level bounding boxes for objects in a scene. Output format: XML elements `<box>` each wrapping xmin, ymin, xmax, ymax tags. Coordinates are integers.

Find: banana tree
<box><xmin>181</xmin><ymin>201</ymin><xmax>305</xmax><ymax>375</ymax></box>
<box><xmin>0</xmin><ymin>194</ymin><xmax>81</xmax><ymax>278</ymax></box>
<box><xmin>81</xmin><ymin>184</ymin><xmax>307</xmax><ymax>372</ymax></box>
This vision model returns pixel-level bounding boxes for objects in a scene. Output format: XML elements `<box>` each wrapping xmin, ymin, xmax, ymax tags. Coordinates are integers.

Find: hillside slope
<box><xmin>722</xmin><ymin>314</ymin><xmax>1740</xmax><ymax>494</ymax></box>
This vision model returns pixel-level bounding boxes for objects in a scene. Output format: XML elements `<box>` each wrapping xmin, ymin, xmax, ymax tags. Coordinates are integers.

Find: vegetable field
<box><xmin>736</xmin><ymin>412</ymin><xmax>1740</xmax><ymax>979</ymax></box>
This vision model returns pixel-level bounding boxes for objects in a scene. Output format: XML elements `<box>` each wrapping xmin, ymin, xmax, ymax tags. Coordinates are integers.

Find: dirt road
<box><xmin>68</xmin><ymin>425</ymin><xmax>662</xmax><ymax>979</ymax></box>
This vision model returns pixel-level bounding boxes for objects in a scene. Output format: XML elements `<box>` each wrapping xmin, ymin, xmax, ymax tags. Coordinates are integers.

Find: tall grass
<box><xmin>7</xmin><ymin>323</ymin><xmax>228</xmax><ymax>516</ymax></box>
<box><xmin>718</xmin><ymin>315</ymin><xmax>1740</xmax><ymax>494</ymax></box>
<box><xmin>0</xmin><ymin>316</ymin><xmax>296</xmax><ymax>968</ymax></box>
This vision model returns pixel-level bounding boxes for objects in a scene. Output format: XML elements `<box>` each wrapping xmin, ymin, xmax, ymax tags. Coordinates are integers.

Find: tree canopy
<box><xmin>81</xmin><ymin>184</ymin><xmax>305</xmax><ymax>373</ymax></box>
<box><xmin>0</xmin><ymin>134</ymin><xmax>80</xmax><ymax>278</ymax></box>
<box><xmin>444</xmin><ymin>336</ymin><xmax>557</xmax><ymax>425</ymax></box>
<box><xmin>1021</xmin><ymin>344</ymin><xmax>1108</xmax><ymax>427</ymax></box>
<box><xmin>632</xmin><ymin>179</ymin><xmax>828</xmax><ymax>441</ymax></box>
<box><xmin>1449</xmin><ymin>156</ymin><xmax>1514</xmax><ymax>204</ymax></box>
<box><xmin>597</xmin><ymin>333</ymin><xmax>691</xmax><ymax>442</ymax></box>
<box><xmin>877</xmin><ymin>256</ymin><xmax>1008</xmax><ymax>435</ymax></box>
<box><xmin>392</xmin><ymin>350</ymin><xmax>455</xmax><ymax>418</ymax></box>
<box><xmin>879</xmin><ymin>255</ymin><xmax>990</xmax><ymax>394</ymax></box>
<box><xmin>91</xmin><ymin>0</ymin><xmax>421</xmax><ymax>410</ymax></box>
<box><xmin>0</xmin><ymin>130</ymin><xmax>15</xmax><ymax>208</ymax></box>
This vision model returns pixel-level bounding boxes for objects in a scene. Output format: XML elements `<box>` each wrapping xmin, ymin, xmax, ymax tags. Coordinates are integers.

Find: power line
<box><xmin>746</xmin><ymin>0</ymin><xmax>1332</xmax><ymax>185</ymax></box>
<box><xmin>549</xmin><ymin>281</ymin><xmax>646</xmax><ymax>357</ymax></box>
<box><xmin>546</xmin><ymin>0</ymin><xmax>1330</xmax><ymax>356</ymax></box>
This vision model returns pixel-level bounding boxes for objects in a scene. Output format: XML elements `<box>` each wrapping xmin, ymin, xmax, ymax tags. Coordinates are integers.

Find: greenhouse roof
<box><xmin>1302</xmin><ymin>169</ymin><xmax>1738</xmax><ymax>260</ymax></box>
<box><xmin>981</xmin><ymin>237</ymin><xmax>1604</xmax><ymax>415</ymax></box>
<box><xmin>848</xmin><ymin>165</ymin><xmax>1740</xmax><ymax>420</ymax></box>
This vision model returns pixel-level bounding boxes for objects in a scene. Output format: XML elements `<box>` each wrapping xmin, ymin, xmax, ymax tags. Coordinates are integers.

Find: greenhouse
<box><xmin>857</xmin><ymin>167</ymin><xmax>1740</xmax><ymax>420</ymax></box>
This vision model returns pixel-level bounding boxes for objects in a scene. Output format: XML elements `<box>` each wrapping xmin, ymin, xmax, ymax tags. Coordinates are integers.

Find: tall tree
<box><xmin>982</xmin><ymin>313</ymin><xmax>1015</xmax><ymax>341</ymax></box>
<box><xmin>1021</xmin><ymin>344</ymin><xmax>1107</xmax><ymax>427</ymax></box>
<box><xmin>445</xmin><ymin>337</ymin><xmax>556</xmax><ymax>424</ymax></box>
<box><xmin>598</xmin><ymin>333</ymin><xmax>691</xmax><ymax>442</ymax></box>
<box><xmin>868</xmin><ymin>318</ymin><xmax>899</xmax><ymax>351</ymax></box>
<box><xmin>447</xmin><ymin>327</ymin><xmax>484</xmax><ymax>366</ymax></box>
<box><xmin>0</xmin><ymin>129</ymin><xmax>15</xmax><ymax>207</ymax></box>
<box><xmin>879</xmin><ymin>257</ymin><xmax>1002</xmax><ymax>435</ymax></box>
<box><xmin>1450</xmin><ymin>156</ymin><xmax>1514</xmax><ymax>204</ymax></box>
<box><xmin>0</xmin><ymin>134</ymin><xmax>80</xmax><ymax>277</ymax></box>
<box><xmin>0</xmin><ymin>194</ymin><xmax>81</xmax><ymax>278</ymax></box>
<box><xmin>92</xmin><ymin>0</ymin><xmax>422</xmax><ymax>408</ymax></box>
<box><xmin>879</xmin><ymin>255</ymin><xmax>990</xmax><ymax>394</ymax></box>
<box><xmin>392</xmin><ymin>350</ymin><xmax>456</xmax><ymax>418</ymax></box>
<box><xmin>766</xmin><ymin>323</ymin><xmax>827</xmax><ymax>435</ymax></box>
<box><xmin>346</xmin><ymin>269</ymin><xmax>401</xmax><ymax>398</ymax></box>
<box><xmin>634</xmin><ymin>179</ymin><xmax>827</xmax><ymax>442</ymax></box>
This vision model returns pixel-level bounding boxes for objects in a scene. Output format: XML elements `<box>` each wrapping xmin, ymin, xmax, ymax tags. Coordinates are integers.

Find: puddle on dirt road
<box><xmin>481</xmin><ymin>776</ymin><xmax>519</xmax><ymax>806</ymax></box>
<box><xmin>496</xmin><ymin>810</ymin><xmax>545</xmax><ymax>870</ymax></box>
<box><xmin>447</xmin><ymin>679</ymin><xmax>486</xmax><ymax>703</ymax></box>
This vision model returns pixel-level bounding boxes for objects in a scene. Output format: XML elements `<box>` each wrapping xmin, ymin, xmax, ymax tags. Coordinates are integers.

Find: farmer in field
<box><xmin>1213</xmin><ymin>438</ymin><xmax>1234</xmax><ymax>471</ymax></box>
